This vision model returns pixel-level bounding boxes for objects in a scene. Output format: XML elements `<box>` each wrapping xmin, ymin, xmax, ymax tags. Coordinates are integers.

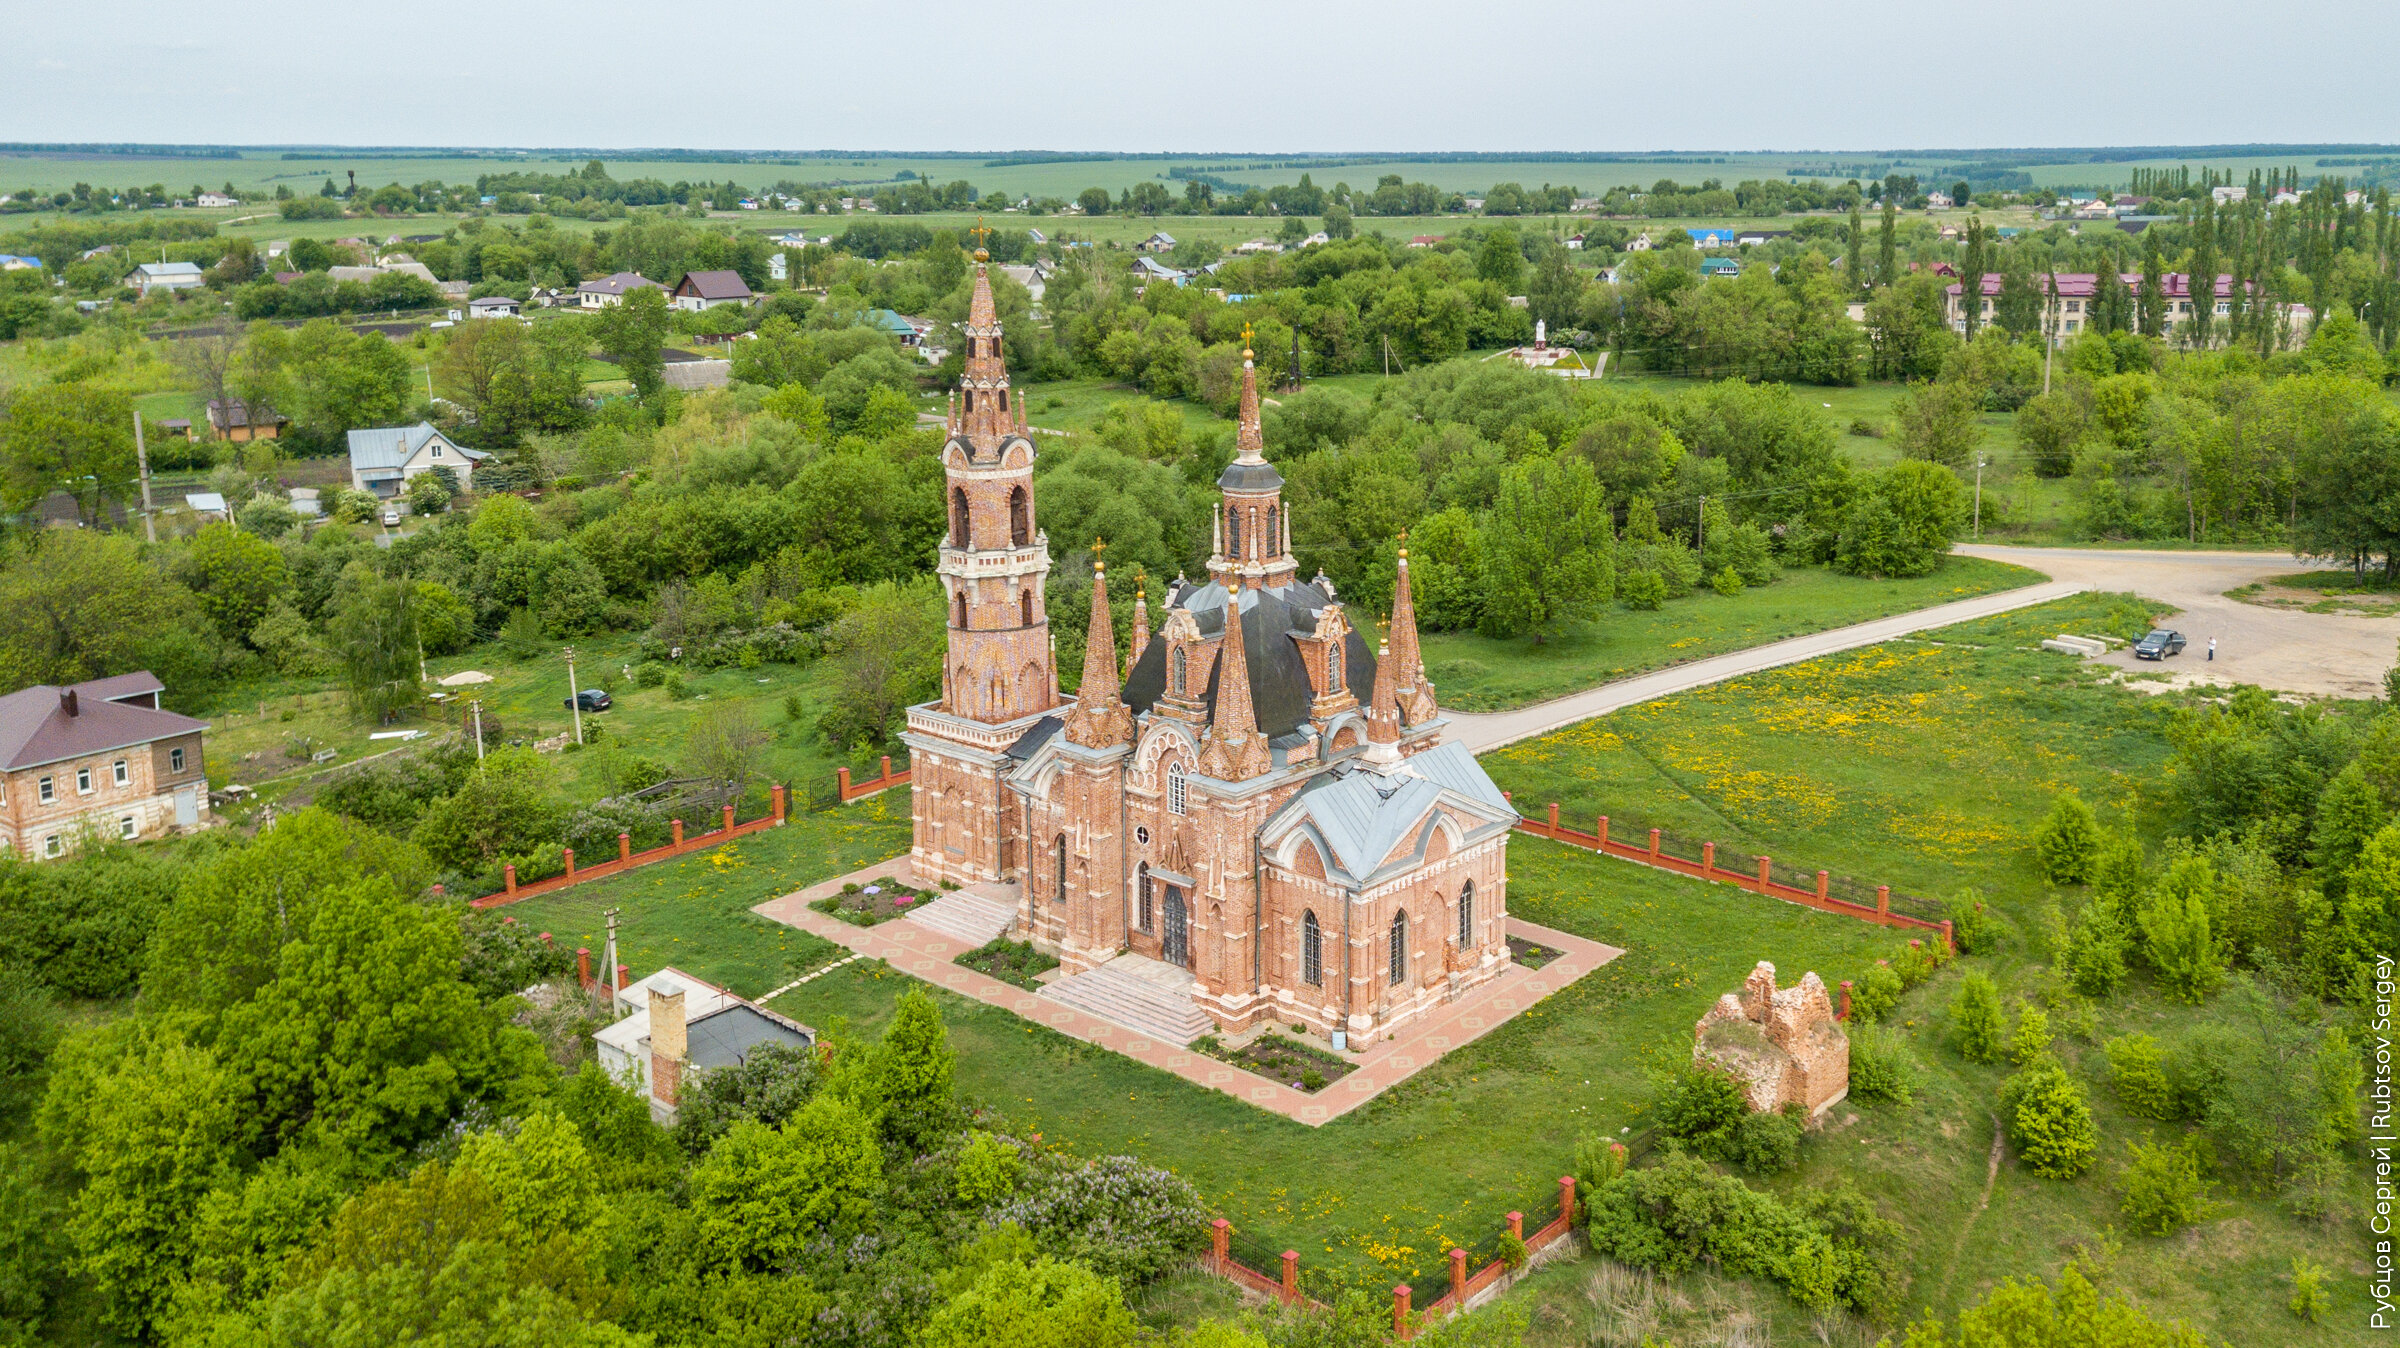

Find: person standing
<box><xmin>2208</xmin><ymin>636</ymin><xmax>2216</xmax><ymax>661</ymax></box>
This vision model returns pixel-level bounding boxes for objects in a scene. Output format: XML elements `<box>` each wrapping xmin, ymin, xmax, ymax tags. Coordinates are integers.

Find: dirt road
<box><xmin>1956</xmin><ymin>545</ymin><xmax>2388</xmax><ymax>699</ymax></box>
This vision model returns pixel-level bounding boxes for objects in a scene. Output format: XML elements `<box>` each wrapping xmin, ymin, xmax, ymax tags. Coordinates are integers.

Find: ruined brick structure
<box><xmin>1693</xmin><ymin>960</ymin><xmax>1850</xmax><ymax>1116</ymax></box>
<box><xmin>905</xmin><ymin>266</ymin><xmax>1518</xmax><ymax>1038</ymax></box>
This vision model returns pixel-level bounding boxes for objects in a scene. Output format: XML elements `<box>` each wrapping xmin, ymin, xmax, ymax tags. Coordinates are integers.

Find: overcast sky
<box><xmin>11</xmin><ymin>0</ymin><xmax>2397</xmax><ymax>151</ymax></box>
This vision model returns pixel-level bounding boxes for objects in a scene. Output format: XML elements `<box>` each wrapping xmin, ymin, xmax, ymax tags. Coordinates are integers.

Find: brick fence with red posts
<box><xmin>1200</xmin><ymin>1175</ymin><xmax>1581</xmax><ymax>1332</ymax></box>
<box><xmin>1511</xmin><ymin>799</ymin><xmax>1953</xmax><ymax>951</ymax></box>
<box><xmin>838</xmin><ymin>756</ymin><xmax>911</xmax><ymax>803</ymax></box>
<box><xmin>470</xmin><ymin>784</ymin><xmax>790</xmax><ymax>909</ymax></box>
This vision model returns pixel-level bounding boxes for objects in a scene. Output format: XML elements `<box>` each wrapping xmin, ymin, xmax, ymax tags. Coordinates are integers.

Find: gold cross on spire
<box><xmin>1241</xmin><ymin>321</ymin><xmax>1254</xmax><ymax>358</ymax></box>
<box><xmin>969</xmin><ymin>218</ymin><xmax>991</xmax><ymax>259</ymax></box>
<box><xmin>1397</xmin><ymin>526</ymin><xmax>1409</xmax><ymax>560</ymax></box>
<box><xmin>1091</xmin><ymin>537</ymin><xmax>1107</xmax><ymax>570</ymax></box>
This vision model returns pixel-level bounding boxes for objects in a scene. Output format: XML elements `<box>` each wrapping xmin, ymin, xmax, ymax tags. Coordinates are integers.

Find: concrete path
<box><xmin>1956</xmin><ymin>545</ymin><xmax>2385</xmax><ymax>700</ymax></box>
<box><xmin>1444</xmin><ymin>579</ymin><xmax>2088</xmax><ymax>754</ymax></box>
<box><xmin>753</xmin><ymin>860</ymin><xmax>1621</xmax><ymax>1126</ymax></box>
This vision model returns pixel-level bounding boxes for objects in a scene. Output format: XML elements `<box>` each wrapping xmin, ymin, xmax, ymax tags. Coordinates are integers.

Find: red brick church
<box><xmin>904</xmin><ymin>253</ymin><xmax>1518</xmax><ymax>1043</ymax></box>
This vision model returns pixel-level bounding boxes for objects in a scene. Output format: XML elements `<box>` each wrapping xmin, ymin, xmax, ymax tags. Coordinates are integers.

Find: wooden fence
<box><xmin>1511</xmin><ymin>799</ymin><xmax>1954</xmax><ymax>951</ymax></box>
<box><xmin>1198</xmin><ymin>1176</ymin><xmax>1580</xmax><ymax>1336</ymax></box>
<box><xmin>468</xmin><ymin>784</ymin><xmax>788</xmax><ymax>909</ymax></box>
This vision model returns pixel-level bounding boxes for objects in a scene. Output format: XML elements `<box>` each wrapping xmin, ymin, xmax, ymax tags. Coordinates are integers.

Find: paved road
<box><xmin>1446</xmin><ymin>578</ymin><xmax>2088</xmax><ymax>754</ymax></box>
<box><xmin>1447</xmin><ymin>546</ymin><xmax>2392</xmax><ymax>756</ymax></box>
<box><xmin>1956</xmin><ymin>545</ymin><xmax>2386</xmax><ymax>700</ymax></box>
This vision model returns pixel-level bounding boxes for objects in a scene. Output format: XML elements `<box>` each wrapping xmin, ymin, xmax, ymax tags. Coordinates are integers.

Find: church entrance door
<box><xmin>1161</xmin><ymin>887</ymin><xmax>1189</xmax><ymax>968</ymax></box>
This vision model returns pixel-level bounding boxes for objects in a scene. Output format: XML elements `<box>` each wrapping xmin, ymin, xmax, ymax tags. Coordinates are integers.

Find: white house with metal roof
<box><xmin>595</xmin><ymin>967</ymin><xmax>815</xmax><ymax>1123</ymax></box>
<box><xmin>345</xmin><ymin>422</ymin><xmax>486</xmax><ymax>498</ymax></box>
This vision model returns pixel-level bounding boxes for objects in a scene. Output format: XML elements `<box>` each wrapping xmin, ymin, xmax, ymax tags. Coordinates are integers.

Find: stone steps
<box><xmin>1039</xmin><ymin>957</ymin><xmax>1215</xmax><ymax>1045</ymax></box>
<box><xmin>904</xmin><ymin>890</ymin><xmax>1017</xmax><ymax>949</ymax></box>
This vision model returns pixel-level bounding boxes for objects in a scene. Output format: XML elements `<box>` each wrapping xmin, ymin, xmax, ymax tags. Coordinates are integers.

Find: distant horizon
<box><xmin>6</xmin><ymin>142</ymin><xmax>2400</xmax><ymax>160</ymax></box>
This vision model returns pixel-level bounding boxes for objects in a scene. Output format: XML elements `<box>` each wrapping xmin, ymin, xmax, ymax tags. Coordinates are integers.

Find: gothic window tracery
<box><xmin>1302</xmin><ymin>910</ymin><xmax>1322</xmax><ymax>986</ymax></box>
<box><xmin>1389</xmin><ymin>910</ymin><xmax>1408</xmax><ymax>985</ymax></box>
<box><xmin>1458</xmin><ymin>880</ymin><xmax>1475</xmax><ymax>948</ymax></box>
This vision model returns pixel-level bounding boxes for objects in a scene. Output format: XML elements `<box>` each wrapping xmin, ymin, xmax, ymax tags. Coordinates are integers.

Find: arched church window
<box><xmin>1327</xmin><ymin>648</ymin><xmax>1343</xmax><ymax>692</ymax></box>
<box><xmin>1171</xmin><ymin>647</ymin><xmax>1186</xmax><ymax>695</ymax></box>
<box><xmin>954</xmin><ymin>590</ymin><xmax>968</xmax><ymax>629</ymax></box>
<box><xmin>1009</xmin><ymin>486</ymin><xmax>1030</xmax><ymax>546</ymax></box>
<box><xmin>1302</xmin><ymin>910</ymin><xmax>1322</xmax><ymax>986</ymax></box>
<box><xmin>951</xmin><ymin>487</ymin><xmax>969</xmax><ymax>548</ymax></box>
<box><xmin>1458</xmin><ymin>880</ymin><xmax>1475</xmax><ymax>948</ymax></box>
<box><xmin>1266</xmin><ymin>504</ymin><xmax>1278</xmax><ymax>556</ymax></box>
<box><xmin>1226</xmin><ymin>504</ymin><xmax>1240</xmax><ymax>557</ymax></box>
<box><xmin>1166</xmin><ymin>763</ymin><xmax>1187</xmax><ymax>816</ymax></box>
<box><xmin>1054</xmin><ymin>835</ymin><xmax>1068</xmax><ymax>904</ymax></box>
<box><xmin>1389</xmin><ymin>910</ymin><xmax>1407</xmax><ymax>985</ymax></box>
<box><xmin>1138</xmin><ymin>865</ymin><xmax>1153</xmax><ymax>931</ymax></box>
<box><xmin>1020</xmin><ymin>588</ymin><xmax>1033</xmax><ymax>627</ymax></box>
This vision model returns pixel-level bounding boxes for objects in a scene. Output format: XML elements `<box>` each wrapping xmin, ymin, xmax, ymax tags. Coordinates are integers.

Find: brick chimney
<box><xmin>59</xmin><ymin>687</ymin><xmax>77</xmax><ymax>717</ymax></box>
<box><xmin>648</xmin><ymin>979</ymin><xmax>686</xmax><ymax>1106</ymax></box>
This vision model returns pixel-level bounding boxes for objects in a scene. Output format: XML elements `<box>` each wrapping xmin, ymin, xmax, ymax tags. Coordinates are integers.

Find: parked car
<box><xmin>382</xmin><ymin>508</ymin><xmax>401</xmax><ymax>527</ymax></box>
<box><xmin>565</xmin><ymin>689</ymin><xmax>612</xmax><ymax>712</ymax></box>
<box><xmin>2133</xmin><ymin>629</ymin><xmax>2186</xmax><ymax>660</ymax></box>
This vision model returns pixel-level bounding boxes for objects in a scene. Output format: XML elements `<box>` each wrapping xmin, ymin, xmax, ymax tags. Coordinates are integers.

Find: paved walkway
<box><xmin>1444</xmin><ymin>578</ymin><xmax>2088</xmax><ymax>754</ymax></box>
<box><xmin>753</xmin><ymin>860</ymin><xmax>1621</xmax><ymax>1126</ymax></box>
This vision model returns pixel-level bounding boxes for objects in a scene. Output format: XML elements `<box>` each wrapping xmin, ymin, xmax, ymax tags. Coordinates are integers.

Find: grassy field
<box><xmin>770</xmin><ymin>834</ymin><xmax>1905</xmax><ymax>1308</ymax></box>
<box><xmin>493</xmin><ymin>792</ymin><xmax>909</xmax><ymax>999</ymax></box>
<box><xmin>1421</xmin><ymin>556</ymin><xmax>2043</xmax><ymax>712</ymax></box>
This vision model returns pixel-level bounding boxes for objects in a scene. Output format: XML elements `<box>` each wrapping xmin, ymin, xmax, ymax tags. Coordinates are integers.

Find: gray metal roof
<box><xmin>685</xmin><ymin>1003</ymin><xmax>813</xmax><ymax>1071</ymax></box>
<box><xmin>1120</xmin><ymin>579</ymin><xmax>1373</xmax><ymax>742</ymax></box>
<box><xmin>1005</xmin><ymin>715</ymin><xmax>1063</xmax><ymax>760</ymax></box>
<box><xmin>1216</xmin><ymin>460</ymin><xmax>1286</xmax><ymax>492</ymax></box>
<box><xmin>1278</xmin><ymin>743</ymin><xmax>1513</xmax><ymax>880</ymax></box>
<box><xmin>346</xmin><ymin>423</ymin><xmax>486</xmax><ymax>471</ymax></box>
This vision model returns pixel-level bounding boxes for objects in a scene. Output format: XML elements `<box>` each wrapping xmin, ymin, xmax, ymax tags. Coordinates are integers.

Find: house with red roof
<box><xmin>0</xmin><ymin>673</ymin><xmax>210</xmax><ymax>858</ymax></box>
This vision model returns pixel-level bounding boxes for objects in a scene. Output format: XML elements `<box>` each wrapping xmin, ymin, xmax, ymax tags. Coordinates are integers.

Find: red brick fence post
<box><xmin>503</xmin><ymin>863</ymin><xmax>517</xmax><ymax>897</ymax></box>
<box><xmin>1506</xmin><ymin>1211</ymin><xmax>1523</xmax><ymax>1240</ymax></box>
<box><xmin>619</xmin><ymin>832</ymin><xmax>631</xmax><ymax>863</ymax></box>
<box><xmin>563</xmin><ymin>848</ymin><xmax>575</xmax><ymax>881</ymax></box>
<box><xmin>1209</xmin><ymin>1218</ymin><xmax>1229</xmax><ymax>1272</ymax></box>
<box><xmin>772</xmin><ymin>782</ymin><xmax>787</xmax><ymax>823</ymax></box>
<box><xmin>1558</xmin><ymin>1174</ymin><xmax>1578</xmax><ymax>1225</ymax></box>
<box><xmin>1596</xmin><ymin>815</ymin><xmax>1609</xmax><ymax>848</ymax></box>
<box><xmin>1647</xmin><ymin>828</ymin><xmax>1661</xmax><ymax>859</ymax></box>
<box><xmin>1701</xmin><ymin>841</ymin><xmax>1716</xmax><ymax>876</ymax></box>
<box><xmin>1876</xmin><ymin>885</ymin><xmax>1890</xmax><ymax>918</ymax></box>
<box><xmin>722</xmin><ymin>803</ymin><xmax>735</xmax><ymax>835</ymax></box>
<box><xmin>1281</xmin><ymin>1250</ymin><xmax>1299</xmax><ymax>1305</ymax></box>
<box><xmin>1817</xmin><ymin>870</ymin><xmax>1830</xmax><ymax>902</ymax></box>
<box><xmin>672</xmin><ymin>819</ymin><xmax>684</xmax><ymax>847</ymax></box>
<box><xmin>1756</xmin><ymin>855</ymin><xmax>1771</xmax><ymax>889</ymax></box>
<box><xmin>1392</xmin><ymin>1285</ymin><xmax>1413</xmax><ymax>1340</ymax></box>
<box><xmin>1448</xmin><ymin>1247</ymin><xmax>1467</xmax><ymax>1304</ymax></box>
<box><xmin>838</xmin><ymin>766</ymin><xmax>853</xmax><ymax>799</ymax></box>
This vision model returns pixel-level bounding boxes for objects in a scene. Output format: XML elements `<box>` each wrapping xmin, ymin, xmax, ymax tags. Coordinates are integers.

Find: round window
<box><xmin>1135</xmin><ymin>826</ymin><xmax>1151</xmax><ymax>845</ymax></box>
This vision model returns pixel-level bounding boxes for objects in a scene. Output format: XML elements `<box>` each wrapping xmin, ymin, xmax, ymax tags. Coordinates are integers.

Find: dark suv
<box><xmin>565</xmin><ymin>688</ymin><xmax>612</xmax><ymax>712</ymax></box>
<box><xmin>2133</xmin><ymin>630</ymin><xmax>2186</xmax><ymax>661</ymax></box>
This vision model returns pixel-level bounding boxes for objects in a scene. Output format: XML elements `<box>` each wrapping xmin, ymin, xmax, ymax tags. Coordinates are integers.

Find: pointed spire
<box><xmin>1062</xmin><ymin>546</ymin><xmax>1133</xmax><ymax>748</ymax></box>
<box><xmin>1128</xmin><ymin>571</ymin><xmax>1151</xmax><ymax>671</ymax></box>
<box><xmin>1361</xmin><ymin>632</ymin><xmax>1404</xmax><ymax>768</ymax></box>
<box><xmin>1199</xmin><ymin>592</ymin><xmax>1270</xmax><ymax>780</ymax></box>
<box><xmin>1233</xmin><ymin>322</ymin><xmax>1265</xmax><ymax>463</ymax></box>
<box><xmin>1389</xmin><ymin>530</ymin><xmax>1423</xmax><ymax>691</ymax></box>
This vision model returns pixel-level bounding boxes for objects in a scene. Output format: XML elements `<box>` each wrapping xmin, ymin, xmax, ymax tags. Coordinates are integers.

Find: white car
<box><xmin>382</xmin><ymin>509</ymin><xmax>401</xmax><ymax>527</ymax></box>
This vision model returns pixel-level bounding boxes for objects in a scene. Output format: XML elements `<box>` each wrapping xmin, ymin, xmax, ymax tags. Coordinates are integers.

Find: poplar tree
<box><xmin>1877</xmin><ymin>197</ymin><xmax>1898</xmax><ymax>286</ymax></box>
<box><xmin>1845</xmin><ymin>204</ymin><xmax>1865</xmax><ymax>292</ymax></box>
<box><xmin>1959</xmin><ymin>217</ymin><xmax>1988</xmax><ymax>339</ymax></box>
<box><xmin>2187</xmin><ymin>200</ymin><xmax>2217</xmax><ymax>348</ymax></box>
<box><xmin>2138</xmin><ymin>232</ymin><xmax>2166</xmax><ymax>337</ymax></box>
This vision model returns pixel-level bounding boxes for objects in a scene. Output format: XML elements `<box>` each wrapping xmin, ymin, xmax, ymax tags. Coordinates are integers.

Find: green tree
<box><xmin>2137</xmin><ymin>232</ymin><xmax>2166</xmax><ymax>337</ymax></box>
<box><xmin>187</xmin><ymin>523</ymin><xmax>292</xmax><ymax>643</ymax></box>
<box><xmin>1479</xmin><ymin>454</ymin><xmax>1615</xmax><ymax>642</ymax></box>
<box><xmin>410</xmin><ymin>748</ymin><xmax>565</xmax><ymax>874</ymax></box>
<box><xmin>816</xmin><ymin>580</ymin><xmax>944</xmax><ymax>752</ymax></box>
<box><xmin>1998</xmin><ymin>1056</ymin><xmax>2098</xmax><ymax>1178</ymax></box>
<box><xmin>594</xmin><ymin>286</ymin><xmax>672</xmax><ymax>404</ymax></box>
<box><xmin>0</xmin><ymin>531</ymin><xmax>199</xmax><ymax>689</ymax></box>
<box><xmin>918</xmin><ymin>1256</ymin><xmax>1137</xmax><ymax>1348</ymax></box>
<box><xmin>1875</xmin><ymin>197</ymin><xmax>1898</xmax><ymax>286</ymax></box>
<box><xmin>2067</xmin><ymin>899</ymin><xmax>2129</xmax><ymax>996</ymax></box>
<box><xmin>2015</xmin><ymin>390</ymin><xmax>2087</xmax><ymax>479</ymax></box>
<box><xmin>2035</xmin><ymin>795</ymin><xmax>2103</xmax><ymax>884</ymax></box>
<box><xmin>688</xmin><ymin>1095</ymin><xmax>884</xmax><ymax>1270</ymax></box>
<box><xmin>285</xmin><ymin>319</ymin><xmax>411</xmax><ymax>439</ymax></box>
<box><xmin>1835</xmin><ymin>460</ymin><xmax>1964</xmax><ymax>578</ymax></box>
<box><xmin>1889</xmin><ymin>378</ymin><xmax>1984</xmax><ymax>467</ymax></box>
<box><xmin>2310</xmin><ymin>761</ymin><xmax>2387</xmax><ymax>893</ymax></box>
<box><xmin>1949</xmin><ymin>970</ymin><xmax>2005</xmax><ymax>1062</ymax></box>
<box><xmin>2137</xmin><ymin>864</ymin><xmax>2224</xmax><ymax>1003</ymax></box>
<box><xmin>1477</xmin><ymin>229</ymin><xmax>1524</xmax><ymax>290</ymax></box>
<box><xmin>2119</xmin><ymin>1135</ymin><xmax>2215</xmax><ymax>1236</ymax></box>
<box><xmin>0</xmin><ymin>381</ymin><xmax>137</xmax><ymax>527</ymax></box>
<box><xmin>327</xmin><ymin>572</ymin><xmax>422</xmax><ymax>722</ymax></box>
<box><xmin>877</xmin><ymin>987</ymin><xmax>957</xmax><ymax>1150</ymax></box>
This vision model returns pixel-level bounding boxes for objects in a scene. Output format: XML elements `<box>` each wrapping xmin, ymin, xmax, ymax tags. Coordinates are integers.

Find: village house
<box><xmin>196</xmin><ymin>192</ymin><xmax>240</xmax><ymax>208</ymax></box>
<box><xmin>577</xmin><ymin>271</ymin><xmax>665</xmax><ymax>308</ymax></box>
<box><xmin>205</xmin><ymin>399</ymin><xmax>286</xmax><ymax>443</ymax></box>
<box><xmin>346</xmin><ymin>422</ymin><xmax>487</xmax><ymax>498</ymax></box>
<box><xmin>1138</xmin><ymin>231</ymin><xmax>1178</xmax><ymax>253</ymax></box>
<box><xmin>1686</xmin><ymin>228</ymin><xmax>1736</xmax><ymax>249</ymax></box>
<box><xmin>671</xmin><ymin>269</ymin><xmax>754</xmax><ymax>311</ymax></box>
<box><xmin>595</xmin><ymin>968</ymin><xmax>815</xmax><ymax>1123</ymax></box>
<box><xmin>128</xmin><ymin>261</ymin><xmax>204</xmax><ymax>296</ymax></box>
<box><xmin>467</xmin><ymin>295</ymin><xmax>521</xmax><ymax>319</ymax></box>
<box><xmin>0</xmin><ymin>673</ymin><xmax>209</xmax><ymax>858</ymax></box>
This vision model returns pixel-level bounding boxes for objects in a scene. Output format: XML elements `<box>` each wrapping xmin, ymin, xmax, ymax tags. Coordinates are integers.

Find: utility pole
<box><xmin>1972</xmin><ymin>456</ymin><xmax>1989</xmax><ymax>538</ymax></box>
<box><xmin>603</xmin><ymin>908</ymin><xmax>623</xmax><ymax>1017</ymax></box>
<box><xmin>470</xmin><ymin>698</ymin><xmax>486</xmax><ymax>760</ymax></box>
<box><xmin>132</xmin><ymin>409</ymin><xmax>156</xmax><ymax>543</ymax></box>
<box><xmin>564</xmin><ymin>646</ymin><xmax>584</xmax><ymax>745</ymax></box>
<box><xmin>1696</xmin><ymin>494</ymin><xmax>1707</xmax><ymax>557</ymax></box>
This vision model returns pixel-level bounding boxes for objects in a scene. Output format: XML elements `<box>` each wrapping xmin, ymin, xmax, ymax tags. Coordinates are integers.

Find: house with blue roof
<box><xmin>346</xmin><ymin>423</ymin><xmax>487</xmax><ymax>500</ymax></box>
<box><xmin>0</xmin><ymin>255</ymin><xmax>41</xmax><ymax>272</ymax></box>
<box><xmin>1686</xmin><ymin>228</ymin><xmax>1737</xmax><ymax>249</ymax></box>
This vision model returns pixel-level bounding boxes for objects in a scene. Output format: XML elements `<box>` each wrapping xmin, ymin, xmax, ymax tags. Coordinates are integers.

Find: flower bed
<box><xmin>809</xmin><ymin>879</ymin><xmax>933</xmax><ymax>927</ymax></box>
<box><xmin>956</xmin><ymin>937</ymin><xmax>1059</xmax><ymax>991</ymax></box>
<box><xmin>1192</xmin><ymin>1031</ymin><xmax>1355</xmax><ymax>1093</ymax></box>
<box><xmin>1508</xmin><ymin>935</ymin><xmax>1562</xmax><ymax>970</ymax></box>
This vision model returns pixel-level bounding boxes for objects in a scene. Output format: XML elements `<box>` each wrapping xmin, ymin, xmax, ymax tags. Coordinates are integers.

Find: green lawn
<box><xmin>493</xmin><ymin>792</ymin><xmax>910</xmax><ymax>999</ymax></box>
<box><xmin>1423</xmin><ymin>556</ymin><xmax>2043</xmax><ymax>712</ymax></box>
<box><xmin>773</xmin><ymin>838</ymin><xmax>1904</xmax><ymax>1302</ymax></box>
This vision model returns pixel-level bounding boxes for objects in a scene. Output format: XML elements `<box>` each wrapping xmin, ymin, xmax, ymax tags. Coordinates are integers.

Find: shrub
<box><xmin>1582</xmin><ymin>1153</ymin><xmax>1902</xmax><ymax>1317</ymax></box>
<box><xmin>2065</xmin><ymin>899</ymin><xmax>2129</xmax><ymax>996</ymax></box>
<box><xmin>2009</xmin><ymin>1005</ymin><xmax>2052</xmax><ymax>1065</ymax></box>
<box><xmin>1619</xmin><ymin>568</ymin><xmax>1667</xmax><ymax>610</ymax></box>
<box><xmin>954</xmin><ymin>1130</ymin><xmax>1027</xmax><ymax>1206</ymax></box>
<box><xmin>1950</xmin><ymin>971</ymin><xmax>2006</xmax><ymax>1063</ymax></box>
<box><xmin>1998</xmin><ymin>1057</ymin><xmax>2098</xmax><ymax>1179</ymax></box>
<box><xmin>2120</xmin><ymin>1135</ymin><xmax>2214</xmax><ymax>1235</ymax></box>
<box><xmin>674</xmin><ymin>1042</ymin><xmax>823</xmax><ymax>1158</ymax></box>
<box><xmin>1728</xmin><ymin>1104</ymin><xmax>1806</xmax><ymax>1173</ymax></box>
<box><xmin>2291</xmin><ymin>1256</ymin><xmax>2329</xmax><ymax>1323</ymax></box>
<box><xmin>2137</xmin><ymin>877</ymin><xmax>2223</xmax><ymax>1003</ymax></box>
<box><xmin>1709</xmin><ymin>567</ymin><xmax>1744</xmax><ymax>597</ymax></box>
<box><xmin>1949</xmin><ymin>896</ymin><xmax>1995</xmax><ymax>955</ymax></box>
<box><xmin>456</xmin><ymin>911</ymin><xmax>576</xmax><ymax>1000</ymax></box>
<box><xmin>2091</xmin><ymin>827</ymin><xmax>2148</xmax><ymax>903</ymax></box>
<box><xmin>1850</xmin><ymin>963</ymin><xmax>1904</xmax><ymax>1021</ymax></box>
<box><xmin>1847</xmin><ymin>1024</ymin><xmax>1921</xmax><ymax>1107</ymax></box>
<box><xmin>663</xmin><ymin>671</ymin><xmax>690</xmax><ymax>700</ymax></box>
<box><xmin>1652</xmin><ymin>1062</ymin><xmax>1748</xmax><ymax>1155</ymax></box>
<box><xmin>1496</xmin><ymin>1232</ymin><xmax>1529</xmax><ymax>1271</ymax></box>
<box><xmin>634</xmin><ymin>661</ymin><xmax>667</xmax><ymax>688</ymax></box>
<box><xmin>2104</xmin><ymin>1033</ymin><xmax>2175</xmax><ymax>1119</ymax></box>
<box><xmin>2034</xmin><ymin>795</ymin><xmax>2102</xmax><ymax>884</ymax></box>
<box><xmin>990</xmin><ymin>1155</ymin><xmax>1208</xmax><ymax>1283</ymax></box>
